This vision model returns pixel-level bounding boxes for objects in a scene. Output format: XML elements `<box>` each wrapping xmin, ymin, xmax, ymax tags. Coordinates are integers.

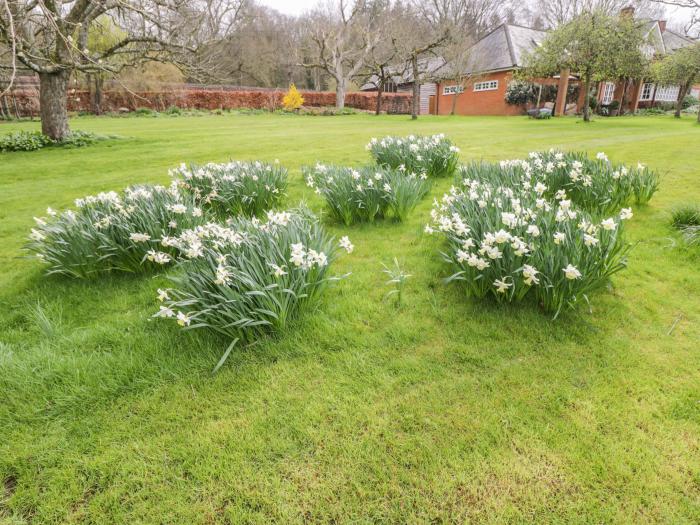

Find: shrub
<box><xmin>1</xmin><ymin>130</ymin><xmax>107</xmax><ymax>152</ymax></box>
<box><xmin>164</xmin><ymin>105</ymin><xmax>182</xmax><ymax>115</ymax></box>
<box><xmin>671</xmin><ymin>204</ymin><xmax>700</xmax><ymax>228</ymax></box>
<box><xmin>26</xmin><ymin>184</ymin><xmax>207</xmax><ymax>278</ymax></box>
<box><xmin>0</xmin><ymin>130</ymin><xmax>53</xmax><ymax>152</ymax></box>
<box><xmin>154</xmin><ymin>208</ymin><xmax>353</xmax><ymax>371</ymax></box>
<box><xmin>671</xmin><ymin>204</ymin><xmax>700</xmax><ymax>247</ymax></box>
<box><xmin>303</xmin><ymin>164</ymin><xmax>430</xmax><ymax>225</ymax></box>
<box><xmin>426</xmin><ymin>169</ymin><xmax>633</xmax><ymax>317</ymax></box>
<box><xmin>170</xmin><ymin>160</ymin><xmax>288</xmax><ymax>219</ymax></box>
<box><xmin>682</xmin><ymin>95</ymin><xmax>698</xmax><ymax>109</ymax></box>
<box><xmin>134</xmin><ymin>107</ymin><xmax>157</xmax><ymax>116</ymax></box>
<box><xmin>497</xmin><ymin>150</ymin><xmax>659</xmax><ymax>215</ymax></box>
<box><xmin>58</xmin><ymin>130</ymin><xmax>102</xmax><ymax>148</ymax></box>
<box><xmin>636</xmin><ymin>107</ymin><xmax>666</xmax><ymax>115</ymax></box>
<box><xmin>505</xmin><ymin>81</ymin><xmax>536</xmax><ymax>106</ymax></box>
<box><xmin>282</xmin><ymin>84</ymin><xmax>304</xmax><ymax>111</ymax></box>
<box><xmin>367</xmin><ymin>134</ymin><xmax>460</xmax><ymax>178</ymax></box>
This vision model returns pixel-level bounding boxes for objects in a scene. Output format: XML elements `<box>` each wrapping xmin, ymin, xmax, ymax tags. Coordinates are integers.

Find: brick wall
<box><xmin>435</xmin><ymin>71</ymin><xmax>523</xmax><ymax>116</ymax></box>
<box><xmin>1</xmin><ymin>88</ymin><xmax>413</xmax><ymax>116</ymax></box>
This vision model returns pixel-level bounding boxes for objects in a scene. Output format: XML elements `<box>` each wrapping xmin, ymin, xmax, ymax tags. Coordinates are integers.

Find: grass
<box><xmin>1</xmin><ymin>112</ymin><xmax>699</xmax><ymax>524</ymax></box>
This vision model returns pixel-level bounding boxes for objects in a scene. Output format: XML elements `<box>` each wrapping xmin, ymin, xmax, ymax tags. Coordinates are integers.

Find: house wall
<box><xmin>434</xmin><ymin>71</ymin><xmax>522</xmax><ymax>116</ymax></box>
<box><xmin>420</xmin><ymin>83</ymin><xmax>437</xmax><ymax>115</ymax></box>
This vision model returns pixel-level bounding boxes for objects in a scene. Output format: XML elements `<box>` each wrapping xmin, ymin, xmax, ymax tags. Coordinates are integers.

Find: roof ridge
<box><xmin>664</xmin><ymin>28</ymin><xmax>695</xmax><ymax>42</ymax></box>
<box><xmin>475</xmin><ymin>23</ymin><xmax>508</xmax><ymax>43</ymax></box>
<box><xmin>502</xmin><ymin>24</ymin><xmax>518</xmax><ymax>67</ymax></box>
<box><xmin>504</xmin><ymin>22</ymin><xmax>547</xmax><ymax>34</ymax></box>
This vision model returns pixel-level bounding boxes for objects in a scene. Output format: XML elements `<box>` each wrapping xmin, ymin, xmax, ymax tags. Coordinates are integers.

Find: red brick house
<box><xmin>432</xmin><ymin>24</ymin><xmax>553</xmax><ymax>116</ymax></box>
<box><xmin>420</xmin><ymin>10</ymin><xmax>698</xmax><ymax>117</ymax></box>
<box><xmin>594</xmin><ymin>17</ymin><xmax>699</xmax><ymax>112</ymax></box>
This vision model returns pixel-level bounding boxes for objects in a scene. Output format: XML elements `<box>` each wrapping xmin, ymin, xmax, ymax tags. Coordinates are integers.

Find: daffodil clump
<box><xmin>154</xmin><ymin>208</ymin><xmax>353</xmax><ymax>371</ymax></box>
<box><xmin>497</xmin><ymin>150</ymin><xmax>659</xmax><ymax>215</ymax></box>
<box><xmin>26</xmin><ymin>184</ymin><xmax>207</xmax><ymax>278</ymax></box>
<box><xmin>427</xmin><ymin>166</ymin><xmax>633</xmax><ymax>317</ymax></box>
<box><xmin>303</xmin><ymin>164</ymin><xmax>430</xmax><ymax>225</ymax></box>
<box><xmin>170</xmin><ymin>160</ymin><xmax>288</xmax><ymax>219</ymax></box>
<box><xmin>366</xmin><ymin>134</ymin><xmax>460</xmax><ymax>178</ymax></box>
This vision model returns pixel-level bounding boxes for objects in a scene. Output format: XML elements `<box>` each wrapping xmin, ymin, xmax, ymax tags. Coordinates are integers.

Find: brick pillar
<box><xmin>554</xmin><ymin>68</ymin><xmax>570</xmax><ymax>116</ymax></box>
<box><xmin>630</xmin><ymin>80</ymin><xmax>643</xmax><ymax>113</ymax></box>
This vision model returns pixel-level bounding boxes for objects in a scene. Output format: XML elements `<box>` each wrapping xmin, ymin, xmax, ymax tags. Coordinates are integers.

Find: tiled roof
<box><xmin>438</xmin><ymin>24</ymin><xmax>546</xmax><ymax>77</ymax></box>
<box><xmin>662</xmin><ymin>29</ymin><xmax>695</xmax><ymax>53</ymax></box>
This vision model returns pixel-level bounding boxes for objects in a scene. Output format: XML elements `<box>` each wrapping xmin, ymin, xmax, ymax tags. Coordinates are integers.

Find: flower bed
<box><xmin>170</xmin><ymin>160</ymin><xmax>287</xmax><ymax>218</ymax></box>
<box><xmin>303</xmin><ymin>164</ymin><xmax>430</xmax><ymax>225</ymax></box>
<box><xmin>367</xmin><ymin>134</ymin><xmax>460</xmax><ymax>178</ymax></box>
<box><xmin>427</xmin><ymin>163</ymin><xmax>634</xmax><ymax>317</ymax></box>
<box><xmin>154</xmin><ymin>208</ymin><xmax>353</xmax><ymax>371</ymax></box>
<box><xmin>496</xmin><ymin>150</ymin><xmax>659</xmax><ymax>215</ymax></box>
<box><xmin>26</xmin><ymin>184</ymin><xmax>207</xmax><ymax>278</ymax></box>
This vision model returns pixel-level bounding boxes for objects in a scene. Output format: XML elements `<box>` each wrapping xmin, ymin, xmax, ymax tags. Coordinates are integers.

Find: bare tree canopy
<box><xmin>299</xmin><ymin>0</ymin><xmax>383</xmax><ymax>109</ymax></box>
<box><xmin>0</xmin><ymin>0</ymin><xmax>244</xmax><ymax>138</ymax></box>
<box><xmin>523</xmin><ymin>0</ymin><xmax>664</xmax><ymax>28</ymax></box>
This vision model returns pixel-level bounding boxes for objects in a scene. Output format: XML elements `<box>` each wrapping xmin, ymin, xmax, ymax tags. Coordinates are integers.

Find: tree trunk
<box><xmin>674</xmin><ymin>81</ymin><xmax>688</xmax><ymax>119</ymax></box>
<box><xmin>697</xmin><ymin>105</ymin><xmax>700</xmax><ymax>123</ymax></box>
<box><xmin>335</xmin><ymin>79</ymin><xmax>346</xmax><ymax>110</ymax></box>
<box><xmin>92</xmin><ymin>76</ymin><xmax>104</xmax><ymax>115</ymax></box>
<box><xmin>450</xmin><ymin>80</ymin><xmax>460</xmax><ymax>116</ymax></box>
<box><xmin>616</xmin><ymin>78</ymin><xmax>628</xmax><ymax>116</ymax></box>
<box><xmin>582</xmin><ymin>75</ymin><xmax>591</xmax><ymax>123</ymax></box>
<box><xmin>411</xmin><ymin>56</ymin><xmax>420</xmax><ymax>120</ymax></box>
<box><xmin>39</xmin><ymin>71</ymin><xmax>71</xmax><ymax>140</ymax></box>
<box><xmin>375</xmin><ymin>80</ymin><xmax>383</xmax><ymax>115</ymax></box>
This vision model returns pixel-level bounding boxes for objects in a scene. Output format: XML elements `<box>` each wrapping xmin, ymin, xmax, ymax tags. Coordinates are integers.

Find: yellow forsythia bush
<box><xmin>282</xmin><ymin>84</ymin><xmax>304</xmax><ymax>111</ymax></box>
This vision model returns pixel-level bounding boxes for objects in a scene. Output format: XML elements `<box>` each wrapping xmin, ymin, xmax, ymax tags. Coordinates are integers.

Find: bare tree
<box><xmin>419</xmin><ymin>0</ymin><xmax>504</xmax><ymax>116</ymax></box>
<box><xmin>362</xmin><ymin>43</ymin><xmax>403</xmax><ymax>115</ymax></box>
<box><xmin>385</xmin><ymin>3</ymin><xmax>451</xmax><ymax>120</ymax></box>
<box><xmin>526</xmin><ymin>0</ymin><xmax>664</xmax><ymax>28</ymax></box>
<box><xmin>417</xmin><ymin>0</ymin><xmax>502</xmax><ymax>39</ymax></box>
<box><xmin>300</xmin><ymin>0</ymin><xmax>381</xmax><ymax>109</ymax></box>
<box><xmin>358</xmin><ymin>1</ymin><xmax>412</xmax><ymax>114</ymax></box>
<box><xmin>0</xmin><ymin>0</ymin><xmax>244</xmax><ymax>139</ymax></box>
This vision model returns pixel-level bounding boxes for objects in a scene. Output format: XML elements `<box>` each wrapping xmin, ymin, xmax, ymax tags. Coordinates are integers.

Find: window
<box><xmin>655</xmin><ymin>85</ymin><xmax>680</xmax><ymax>102</ymax></box>
<box><xmin>443</xmin><ymin>85</ymin><xmax>464</xmax><ymax>95</ymax></box>
<box><xmin>601</xmin><ymin>82</ymin><xmax>615</xmax><ymax>105</ymax></box>
<box><xmin>639</xmin><ymin>83</ymin><xmax>653</xmax><ymax>101</ymax></box>
<box><xmin>473</xmin><ymin>80</ymin><xmax>498</xmax><ymax>92</ymax></box>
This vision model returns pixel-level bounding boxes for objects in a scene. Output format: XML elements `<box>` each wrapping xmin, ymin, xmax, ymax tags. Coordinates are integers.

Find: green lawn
<box><xmin>1</xmin><ymin>113</ymin><xmax>699</xmax><ymax>524</ymax></box>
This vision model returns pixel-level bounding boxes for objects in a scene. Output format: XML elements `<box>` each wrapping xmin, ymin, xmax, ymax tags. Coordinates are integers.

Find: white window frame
<box><xmin>655</xmin><ymin>85</ymin><xmax>680</xmax><ymax>102</ymax></box>
<box><xmin>473</xmin><ymin>80</ymin><xmax>499</xmax><ymax>92</ymax></box>
<box><xmin>442</xmin><ymin>85</ymin><xmax>465</xmax><ymax>95</ymax></box>
<box><xmin>601</xmin><ymin>82</ymin><xmax>615</xmax><ymax>105</ymax></box>
<box><xmin>639</xmin><ymin>83</ymin><xmax>653</xmax><ymax>102</ymax></box>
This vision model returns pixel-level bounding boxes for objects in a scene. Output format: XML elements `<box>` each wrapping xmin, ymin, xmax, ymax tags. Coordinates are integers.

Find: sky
<box><xmin>257</xmin><ymin>0</ymin><xmax>696</xmax><ymax>34</ymax></box>
<box><xmin>258</xmin><ymin>0</ymin><xmax>317</xmax><ymax>16</ymax></box>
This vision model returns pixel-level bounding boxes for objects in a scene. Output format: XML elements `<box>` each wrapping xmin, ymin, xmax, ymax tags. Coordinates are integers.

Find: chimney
<box><xmin>658</xmin><ymin>20</ymin><xmax>667</xmax><ymax>33</ymax></box>
<box><xmin>620</xmin><ymin>5</ymin><xmax>635</xmax><ymax>18</ymax></box>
